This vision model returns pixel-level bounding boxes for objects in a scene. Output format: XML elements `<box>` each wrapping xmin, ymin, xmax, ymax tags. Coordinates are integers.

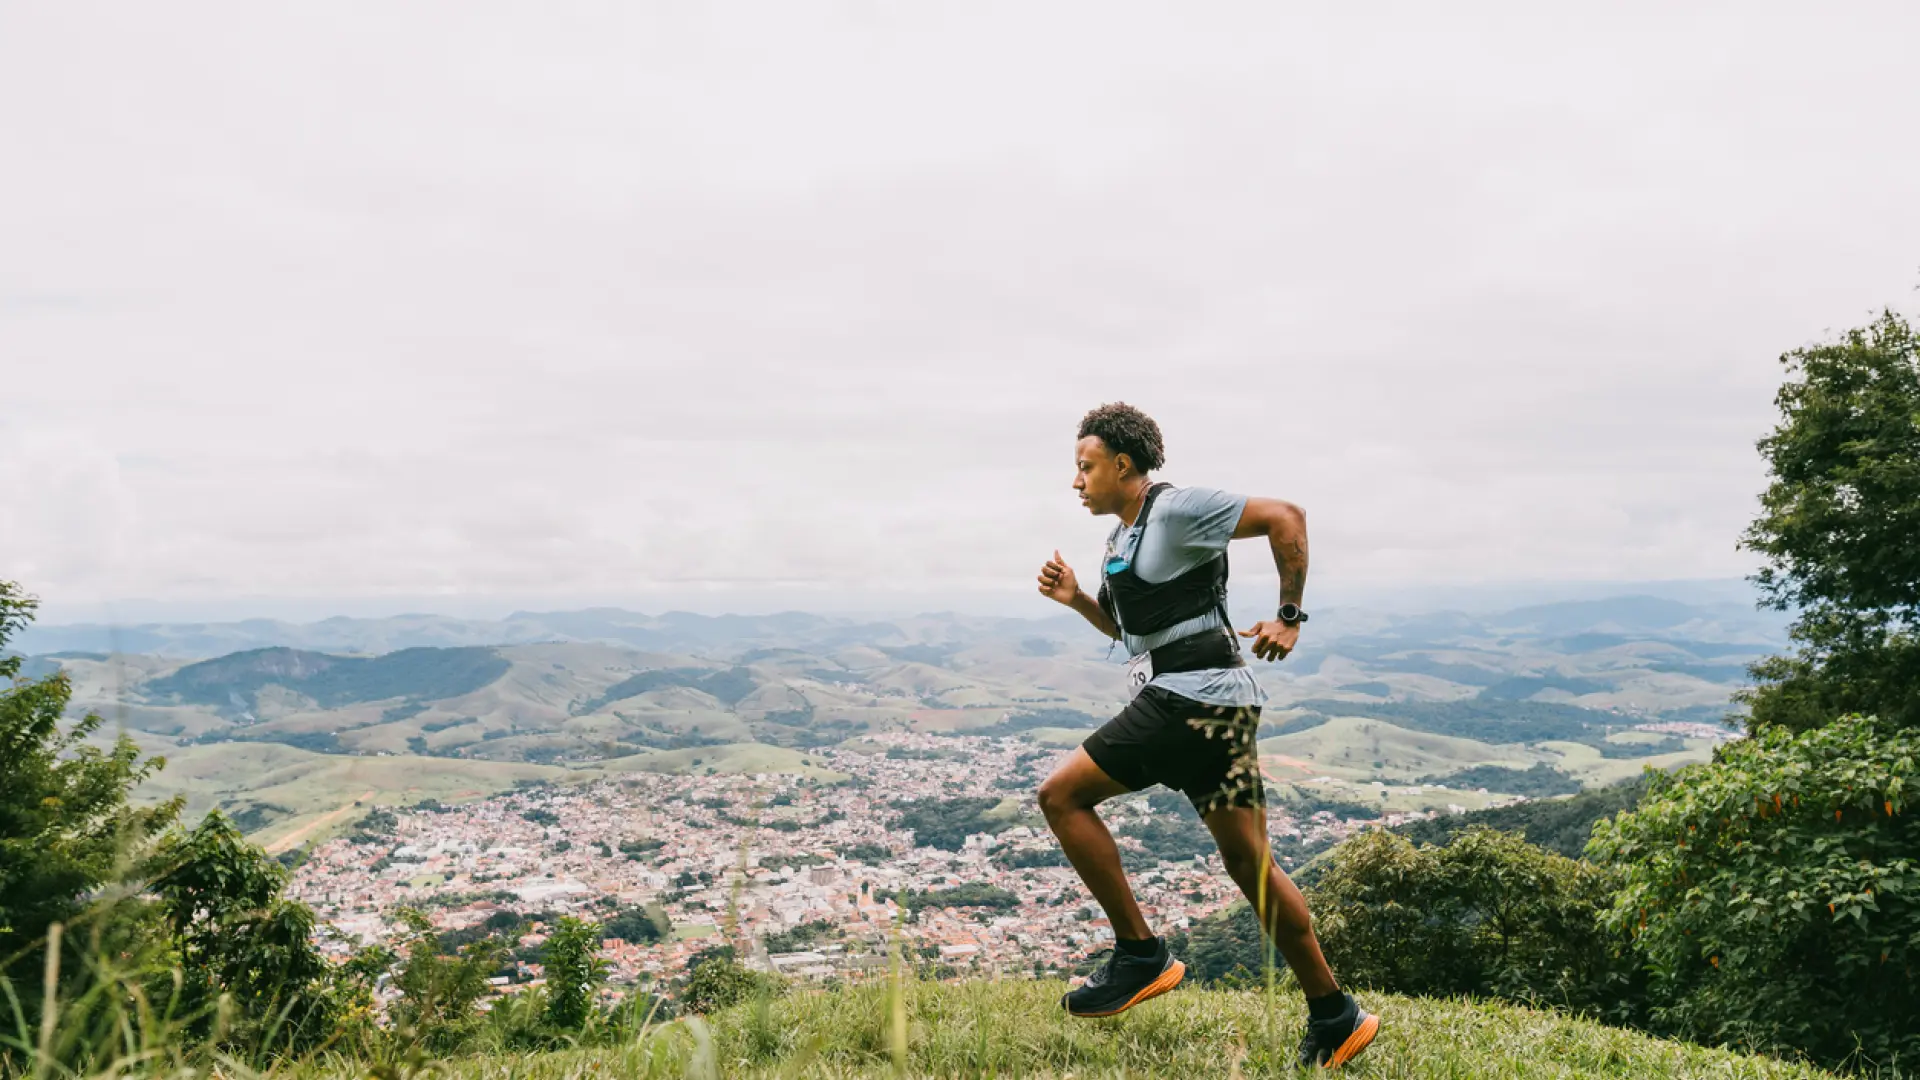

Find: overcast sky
<box><xmin>3</xmin><ymin>2</ymin><xmax>1917</xmax><ymax>622</ymax></box>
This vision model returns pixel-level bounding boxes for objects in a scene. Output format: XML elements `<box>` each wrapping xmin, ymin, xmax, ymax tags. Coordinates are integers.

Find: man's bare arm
<box><xmin>1068</xmin><ymin>589</ymin><xmax>1121</xmax><ymax>640</ymax></box>
<box><xmin>1231</xmin><ymin>497</ymin><xmax>1309</xmax><ymax>661</ymax></box>
<box><xmin>1232</xmin><ymin>497</ymin><xmax>1309</xmax><ymax>606</ymax></box>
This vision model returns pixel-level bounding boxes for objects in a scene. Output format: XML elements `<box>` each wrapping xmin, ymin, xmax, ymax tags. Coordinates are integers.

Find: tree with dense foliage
<box><xmin>151</xmin><ymin>811</ymin><xmax>336</xmax><ymax>1052</ymax></box>
<box><xmin>1588</xmin><ymin>713</ymin><xmax>1916</xmax><ymax>1068</ymax></box>
<box><xmin>893</xmin><ymin>796</ymin><xmax>1009</xmax><ymax>851</ymax></box>
<box><xmin>0</xmin><ymin>582</ymin><xmax>180</xmax><ymax>1018</ymax></box>
<box><xmin>677</xmin><ymin>946</ymin><xmax>782</xmax><ymax>1015</ymax></box>
<box><xmin>1741</xmin><ymin>310</ymin><xmax>1920</xmax><ymax>733</ymax></box>
<box><xmin>1310</xmin><ymin>827</ymin><xmax>1637</xmax><ymax>1022</ymax></box>
<box><xmin>387</xmin><ymin>907</ymin><xmax>509</xmax><ymax>1052</ymax></box>
<box><xmin>540</xmin><ymin>917</ymin><xmax>608</xmax><ymax>1030</ymax></box>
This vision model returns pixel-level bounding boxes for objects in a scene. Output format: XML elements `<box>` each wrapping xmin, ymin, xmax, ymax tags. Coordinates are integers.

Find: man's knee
<box><xmin>1036</xmin><ymin>773</ymin><xmax>1082</xmax><ymax>820</ymax></box>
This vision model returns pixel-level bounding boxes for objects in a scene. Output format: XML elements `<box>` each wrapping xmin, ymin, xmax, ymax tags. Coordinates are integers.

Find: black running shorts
<box><xmin>1082</xmin><ymin>685</ymin><xmax>1265</xmax><ymax>816</ymax></box>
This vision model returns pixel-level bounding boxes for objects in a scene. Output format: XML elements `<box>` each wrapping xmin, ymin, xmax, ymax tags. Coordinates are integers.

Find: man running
<box><xmin>1034</xmin><ymin>402</ymin><xmax>1378</xmax><ymax>1070</ymax></box>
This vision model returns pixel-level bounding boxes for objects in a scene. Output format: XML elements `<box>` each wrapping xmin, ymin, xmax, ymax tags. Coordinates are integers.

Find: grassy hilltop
<box><xmin>355</xmin><ymin>980</ymin><xmax>1843</xmax><ymax>1080</ymax></box>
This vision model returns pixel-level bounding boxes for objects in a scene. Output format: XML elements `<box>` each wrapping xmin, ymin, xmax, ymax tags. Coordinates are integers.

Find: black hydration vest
<box><xmin>1096</xmin><ymin>483</ymin><xmax>1244</xmax><ymax>673</ymax></box>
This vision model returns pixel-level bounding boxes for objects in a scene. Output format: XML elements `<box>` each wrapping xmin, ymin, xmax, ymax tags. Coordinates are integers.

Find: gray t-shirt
<box><xmin>1101</xmin><ymin>485</ymin><xmax>1266</xmax><ymax>709</ymax></box>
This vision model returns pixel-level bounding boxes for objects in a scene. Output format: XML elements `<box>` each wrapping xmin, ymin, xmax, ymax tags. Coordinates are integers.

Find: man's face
<box><xmin>1073</xmin><ymin>436</ymin><xmax>1130</xmax><ymax>516</ymax></box>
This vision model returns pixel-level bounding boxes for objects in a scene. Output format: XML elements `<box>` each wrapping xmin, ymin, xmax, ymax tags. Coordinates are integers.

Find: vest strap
<box><xmin>1148</xmin><ymin>627</ymin><xmax>1245</xmax><ymax>675</ymax></box>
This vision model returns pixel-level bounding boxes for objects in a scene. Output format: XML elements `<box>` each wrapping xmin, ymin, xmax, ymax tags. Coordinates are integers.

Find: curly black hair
<box><xmin>1077</xmin><ymin>402</ymin><xmax>1165</xmax><ymax>474</ymax></box>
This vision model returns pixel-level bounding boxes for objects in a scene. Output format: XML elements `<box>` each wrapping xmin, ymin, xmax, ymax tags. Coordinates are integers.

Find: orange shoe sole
<box><xmin>1322</xmin><ymin>1012</ymin><xmax>1379</xmax><ymax>1069</ymax></box>
<box><xmin>1068</xmin><ymin>960</ymin><xmax>1186</xmax><ymax>1018</ymax></box>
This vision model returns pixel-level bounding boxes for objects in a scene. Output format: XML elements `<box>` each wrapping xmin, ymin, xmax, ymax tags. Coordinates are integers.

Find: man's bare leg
<box><xmin>1200</xmin><ymin>802</ymin><xmax>1339</xmax><ymax>998</ymax></box>
<box><xmin>1037</xmin><ymin>747</ymin><xmax>1151</xmax><ymax>940</ymax></box>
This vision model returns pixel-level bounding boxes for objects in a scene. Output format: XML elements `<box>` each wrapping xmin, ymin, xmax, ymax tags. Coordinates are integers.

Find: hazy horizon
<box><xmin>19</xmin><ymin>575</ymin><xmax>1770</xmax><ymax>630</ymax></box>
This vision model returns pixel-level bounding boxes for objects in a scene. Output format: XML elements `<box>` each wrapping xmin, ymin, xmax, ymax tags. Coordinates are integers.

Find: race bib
<box><xmin>1125</xmin><ymin>650</ymin><xmax>1154</xmax><ymax>698</ymax></box>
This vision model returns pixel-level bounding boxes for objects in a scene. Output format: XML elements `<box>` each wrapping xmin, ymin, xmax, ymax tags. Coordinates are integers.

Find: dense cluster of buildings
<box><xmin>288</xmin><ymin>731</ymin><xmax>1437</xmax><ymax>997</ymax></box>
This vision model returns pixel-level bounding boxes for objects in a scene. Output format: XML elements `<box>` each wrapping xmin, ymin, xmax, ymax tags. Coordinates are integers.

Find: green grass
<box><xmin>338</xmin><ymin>979</ymin><xmax>1845</xmax><ymax>1080</ymax></box>
<box><xmin>1260</xmin><ymin>717</ymin><xmax>1549</xmax><ymax>784</ymax></box>
<box><xmin>1537</xmin><ymin>740</ymin><xmax>1712</xmax><ymax>787</ymax></box>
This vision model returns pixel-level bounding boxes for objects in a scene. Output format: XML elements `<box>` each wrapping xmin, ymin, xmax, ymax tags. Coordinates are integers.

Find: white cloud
<box><xmin>2</xmin><ymin>1</ymin><xmax>1917</xmax><ymax>617</ymax></box>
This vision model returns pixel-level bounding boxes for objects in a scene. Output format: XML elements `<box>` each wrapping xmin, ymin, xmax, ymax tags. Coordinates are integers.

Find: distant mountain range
<box><xmin>16</xmin><ymin>594</ymin><xmax>1789</xmax><ymax>659</ymax></box>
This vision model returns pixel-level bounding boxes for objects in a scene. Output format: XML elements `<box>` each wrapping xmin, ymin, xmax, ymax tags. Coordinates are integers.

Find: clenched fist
<box><xmin>1037</xmin><ymin>550</ymin><xmax>1079</xmax><ymax>605</ymax></box>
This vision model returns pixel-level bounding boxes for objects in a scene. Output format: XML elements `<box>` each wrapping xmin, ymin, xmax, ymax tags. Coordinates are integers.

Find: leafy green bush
<box><xmin>1311</xmin><ymin>827</ymin><xmax>1637</xmax><ymax>1022</ymax></box>
<box><xmin>1588</xmin><ymin>713</ymin><xmax>1917</xmax><ymax>1068</ymax></box>
<box><xmin>679</xmin><ymin>949</ymin><xmax>783</xmax><ymax>1015</ymax></box>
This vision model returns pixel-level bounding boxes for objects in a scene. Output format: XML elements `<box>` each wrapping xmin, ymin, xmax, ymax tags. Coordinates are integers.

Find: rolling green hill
<box><xmin>134</xmin><ymin>742</ymin><xmax>566</xmax><ymax>851</ymax></box>
<box><xmin>144</xmin><ymin>645</ymin><xmax>511</xmax><ymax>710</ymax></box>
<box><xmin>1260</xmin><ymin>715</ymin><xmax>1552</xmax><ymax>782</ymax></box>
<box><xmin>1280</xmin><ymin>697</ymin><xmax>1630</xmax><ymax>744</ymax></box>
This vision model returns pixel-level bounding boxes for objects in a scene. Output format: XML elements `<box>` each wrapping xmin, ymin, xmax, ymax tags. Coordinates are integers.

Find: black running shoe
<box><xmin>1296</xmin><ymin>994</ymin><xmax>1379</xmax><ymax>1070</ymax></box>
<box><xmin>1061</xmin><ymin>940</ymin><xmax>1185</xmax><ymax>1018</ymax></box>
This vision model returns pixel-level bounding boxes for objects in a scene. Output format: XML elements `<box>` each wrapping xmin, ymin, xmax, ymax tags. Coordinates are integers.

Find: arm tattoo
<box><xmin>1274</xmin><ymin>530</ymin><xmax>1308</xmax><ymax>608</ymax></box>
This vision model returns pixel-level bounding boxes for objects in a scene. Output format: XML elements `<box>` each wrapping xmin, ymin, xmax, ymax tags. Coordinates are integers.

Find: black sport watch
<box><xmin>1277</xmin><ymin>604</ymin><xmax>1309</xmax><ymax>626</ymax></box>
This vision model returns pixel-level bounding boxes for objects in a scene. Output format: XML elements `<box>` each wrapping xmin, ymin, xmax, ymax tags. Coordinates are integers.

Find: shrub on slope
<box><xmin>1590</xmin><ymin>713</ymin><xmax>1918</xmax><ymax>1070</ymax></box>
<box><xmin>1312</xmin><ymin>826</ymin><xmax>1638</xmax><ymax>1023</ymax></box>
